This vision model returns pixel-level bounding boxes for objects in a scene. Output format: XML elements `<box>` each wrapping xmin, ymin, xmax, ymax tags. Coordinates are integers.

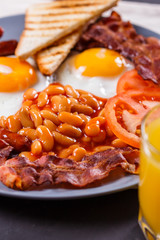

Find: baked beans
<box><xmin>2</xmin><ymin>83</ymin><xmax>119</xmax><ymax>162</ymax></box>
<box><xmin>52</xmin><ymin>131</ymin><xmax>76</xmax><ymax>146</ymax></box>
<box><xmin>58</xmin><ymin>112</ymin><xmax>83</xmax><ymax>126</ymax></box>
<box><xmin>23</xmin><ymin>88</ymin><xmax>38</xmax><ymax>101</ymax></box>
<box><xmin>6</xmin><ymin>115</ymin><xmax>22</xmax><ymax>132</ymax></box>
<box><xmin>45</xmin><ymin>85</ymin><xmax>65</xmax><ymax>95</ymax></box>
<box><xmin>57</xmin><ymin>123</ymin><xmax>82</xmax><ymax>138</ymax></box>
<box><xmin>31</xmin><ymin>140</ymin><xmax>42</xmax><ymax>155</ymax></box>
<box><xmin>40</xmin><ymin>110</ymin><xmax>60</xmax><ymax>125</ymax></box>
<box><xmin>37</xmin><ymin>92</ymin><xmax>48</xmax><ymax>107</ymax></box>
<box><xmin>36</xmin><ymin>125</ymin><xmax>54</xmax><ymax>151</ymax></box>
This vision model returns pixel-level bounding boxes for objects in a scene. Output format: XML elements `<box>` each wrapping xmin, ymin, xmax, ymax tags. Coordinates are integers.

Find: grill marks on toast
<box><xmin>15</xmin><ymin>0</ymin><xmax>118</xmax><ymax>59</ymax></box>
<box><xmin>35</xmin><ymin>30</ymin><xmax>81</xmax><ymax>75</ymax></box>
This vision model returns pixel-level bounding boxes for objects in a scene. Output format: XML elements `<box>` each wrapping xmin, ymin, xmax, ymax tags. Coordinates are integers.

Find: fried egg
<box><xmin>56</xmin><ymin>48</ymin><xmax>134</xmax><ymax>98</ymax></box>
<box><xmin>0</xmin><ymin>57</ymin><xmax>49</xmax><ymax>117</ymax></box>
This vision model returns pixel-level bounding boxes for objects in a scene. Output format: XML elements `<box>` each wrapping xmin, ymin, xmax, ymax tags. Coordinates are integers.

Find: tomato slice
<box><xmin>105</xmin><ymin>89</ymin><xmax>160</xmax><ymax>148</ymax></box>
<box><xmin>116</xmin><ymin>69</ymin><xmax>159</xmax><ymax>94</ymax></box>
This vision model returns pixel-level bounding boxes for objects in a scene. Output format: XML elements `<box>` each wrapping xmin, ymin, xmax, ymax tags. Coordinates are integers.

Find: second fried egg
<box><xmin>0</xmin><ymin>57</ymin><xmax>49</xmax><ymax>117</ymax></box>
<box><xmin>56</xmin><ymin>48</ymin><xmax>134</xmax><ymax>98</ymax></box>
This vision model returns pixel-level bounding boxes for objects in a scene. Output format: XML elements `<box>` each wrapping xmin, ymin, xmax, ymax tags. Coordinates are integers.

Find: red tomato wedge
<box><xmin>105</xmin><ymin>89</ymin><xmax>160</xmax><ymax>148</ymax></box>
<box><xmin>116</xmin><ymin>69</ymin><xmax>159</xmax><ymax>94</ymax></box>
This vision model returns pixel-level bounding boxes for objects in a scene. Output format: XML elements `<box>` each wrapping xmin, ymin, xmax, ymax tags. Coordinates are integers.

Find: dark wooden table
<box><xmin>0</xmin><ymin>1</ymin><xmax>159</xmax><ymax>239</ymax></box>
<box><xmin>0</xmin><ymin>190</ymin><xmax>145</xmax><ymax>240</ymax></box>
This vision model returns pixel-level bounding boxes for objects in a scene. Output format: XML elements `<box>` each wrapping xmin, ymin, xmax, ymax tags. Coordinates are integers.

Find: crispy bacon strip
<box><xmin>75</xmin><ymin>11</ymin><xmax>160</xmax><ymax>85</ymax></box>
<box><xmin>0</xmin><ymin>40</ymin><xmax>18</xmax><ymax>56</ymax></box>
<box><xmin>0</xmin><ymin>146</ymin><xmax>13</xmax><ymax>166</ymax></box>
<box><xmin>0</xmin><ymin>127</ymin><xmax>31</xmax><ymax>152</ymax></box>
<box><xmin>0</xmin><ymin>147</ymin><xmax>139</xmax><ymax>190</ymax></box>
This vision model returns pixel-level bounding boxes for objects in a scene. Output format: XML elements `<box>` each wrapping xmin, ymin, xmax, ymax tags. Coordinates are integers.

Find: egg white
<box><xmin>56</xmin><ymin>53</ymin><xmax>134</xmax><ymax>98</ymax></box>
<box><xmin>0</xmin><ymin>58</ymin><xmax>50</xmax><ymax>117</ymax></box>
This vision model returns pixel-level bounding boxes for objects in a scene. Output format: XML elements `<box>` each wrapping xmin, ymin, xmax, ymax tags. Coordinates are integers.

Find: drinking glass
<box><xmin>139</xmin><ymin>105</ymin><xmax>160</xmax><ymax>240</ymax></box>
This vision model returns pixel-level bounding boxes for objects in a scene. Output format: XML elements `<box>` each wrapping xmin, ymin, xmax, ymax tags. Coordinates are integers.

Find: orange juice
<box><xmin>139</xmin><ymin>117</ymin><xmax>160</xmax><ymax>235</ymax></box>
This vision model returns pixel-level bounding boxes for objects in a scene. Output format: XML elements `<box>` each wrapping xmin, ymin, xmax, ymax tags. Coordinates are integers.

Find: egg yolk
<box><xmin>0</xmin><ymin>57</ymin><xmax>37</xmax><ymax>92</ymax></box>
<box><xmin>74</xmin><ymin>48</ymin><xmax>125</xmax><ymax>77</ymax></box>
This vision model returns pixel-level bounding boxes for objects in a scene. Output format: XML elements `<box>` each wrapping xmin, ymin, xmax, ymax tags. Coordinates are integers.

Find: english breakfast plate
<box><xmin>0</xmin><ymin>14</ymin><xmax>159</xmax><ymax>200</ymax></box>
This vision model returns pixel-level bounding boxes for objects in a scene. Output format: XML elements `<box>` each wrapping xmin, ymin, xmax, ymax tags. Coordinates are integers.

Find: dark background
<box><xmin>0</xmin><ymin>190</ymin><xmax>145</xmax><ymax>240</ymax></box>
<box><xmin>0</xmin><ymin>1</ymin><xmax>159</xmax><ymax>240</ymax></box>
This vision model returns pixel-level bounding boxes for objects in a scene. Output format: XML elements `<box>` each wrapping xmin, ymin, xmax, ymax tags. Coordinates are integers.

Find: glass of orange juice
<box><xmin>139</xmin><ymin>105</ymin><xmax>160</xmax><ymax>240</ymax></box>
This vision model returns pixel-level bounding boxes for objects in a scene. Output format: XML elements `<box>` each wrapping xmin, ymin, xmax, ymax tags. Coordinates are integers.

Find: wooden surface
<box><xmin>1</xmin><ymin>0</ymin><xmax>160</xmax><ymax>34</ymax></box>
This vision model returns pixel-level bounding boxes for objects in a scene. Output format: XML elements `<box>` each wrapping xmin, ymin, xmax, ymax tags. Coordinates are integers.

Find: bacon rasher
<box><xmin>0</xmin><ymin>147</ymin><xmax>139</xmax><ymax>190</ymax></box>
<box><xmin>76</xmin><ymin>11</ymin><xmax>160</xmax><ymax>85</ymax></box>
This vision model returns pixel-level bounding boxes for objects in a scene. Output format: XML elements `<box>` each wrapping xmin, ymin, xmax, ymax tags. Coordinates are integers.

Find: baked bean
<box><xmin>48</xmin><ymin>152</ymin><xmax>55</xmax><ymax>156</ymax></box>
<box><xmin>30</xmin><ymin>109</ymin><xmax>43</xmax><ymax>128</ymax></box>
<box><xmin>30</xmin><ymin>104</ymin><xmax>39</xmax><ymax>111</ymax></box>
<box><xmin>58</xmin><ymin>112</ymin><xmax>83</xmax><ymax>127</ymax></box>
<box><xmin>79</xmin><ymin>94</ymin><xmax>99</xmax><ymax>110</ymax></box>
<box><xmin>81</xmin><ymin>135</ymin><xmax>91</xmax><ymax>143</ymax></box>
<box><xmin>19</xmin><ymin>151</ymin><xmax>37</xmax><ymax>162</ymax></box>
<box><xmin>58</xmin><ymin>144</ymin><xmax>79</xmax><ymax>158</ymax></box>
<box><xmin>71</xmin><ymin>104</ymin><xmax>93</xmax><ymax>115</ymax></box>
<box><xmin>22</xmin><ymin>100</ymin><xmax>33</xmax><ymax>108</ymax></box>
<box><xmin>51</xmin><ymin>95</ymin><xmax>71</xmax><ymax>113</ymax></box>
<box><xmin>71</xmin><ymin>147</ymin><xmax>86</xmax><ymax>161</ymax></box>
<box><xmin>40</xmin><ymin>110</ymin><xmax>60</xmax><ymax>125</ymax></box>
<box><xmin>92</xmin><ymin>129</ymin><xmax>106</xmax><ymax>143</ymax></box>
<box><xmin>52</xmin><ymin>131</ymin><xmax>76</xmax><ymax>146</ymax></box>
<box><xmin>36</xmin><ymin>125</ymin><xmax>54</xmax><ymax>151</ymax></box>
<box><xmin>58</xmin><ymin>123</ymin><xmax>82</xmax><ymax>138</ymax></box>
<box><xmin>37</xmin><ymin>92</ymin><xmax>48</xmax><ymax>107</ymax></box>
<box><xmin>77</xmin><ymin>89</ymin><xmax>88</xmax><ymax>95</ymax></box>
<box><xmin>111</xmin><ymin>138</ymin><xmax>127</xmax><ymax>148</ymax></box>
<box><xmin>45</xmin><ymin>84</ymin><xmax>65</xmax><ymax>95</ymax></box>
<box><xmin>43</xmin><ymin>119</ymin><xmax>57</xmax><ymax>132</ymax></box>
<box><xmin>84</xmin><ymin>117</ymin><xmax>105</xmax><ymax>137</ymax></box>
<box><xmin>64</xmin><ymin>85</ymin><xmax>79</xmax><ymax>98</ymax></box>
<box><xmin>31</xmin><ymin>140</ymin><xmax>42</xmax><ymax>155</ymax></box>
<box><xmin>6</xmin><ymin>115</ymin><xmax>22</xmax><ymax>132</ymax></box>
<box><xmin>85</xmin><ymin>124</ymin><xmax>100</xmax><ymax>137</ymax></box>
<box><xmin>88</xmin><ymin>117</ymin><xmax>106</xmax><ymax>126</ymax></box>
<box><xmin>23</xmin><ymin>88</ymin><xmax>38</xmax><ymax>100</ymax></box>
<box><xmin>50</xmin><ymin>96</ymin><xmax>61</xmax><ymax>113</ymax></box>
<box><xmin>69</xmin><ymin>97</ymin><xmax>78</xmax><ymax>104</ymax></box>
<box><xmin>0</xmin><ymin>116</ymin><xmax>7</xmax><ymax>128</ymax></box>
<box><xmin>18</xmin><ymin>128</ymin><xmax>37</xmax><ymax>140</ymax></box>
<box><xmin>19</xmin><ymin>106</ymin><xmax>34</xmax><ymax>128</ymax></box>
<box><xmin>79</xmin><ymin>114</ymin><xmax>90</xmax><ymax>124</ymax></box>
<box><xmin>93</xmin><ymin>145</ymin><xmax>114</xmax><ymax>152</ymax></box>
<box><xmin>105</xmin><ymin>125</ymin><xmax>114</xmax><ymax>137</ymax></box>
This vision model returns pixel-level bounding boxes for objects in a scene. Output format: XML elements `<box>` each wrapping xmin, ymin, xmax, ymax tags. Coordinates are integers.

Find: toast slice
<box><xmin>15</xmin><ymin>0</ymin><xmax>118</xmax><ymax>59</ymax></box>
<box><xmin>35</xmin><ymin>30</ymin><xmax>81</xmax><ymax>75</ymax></box>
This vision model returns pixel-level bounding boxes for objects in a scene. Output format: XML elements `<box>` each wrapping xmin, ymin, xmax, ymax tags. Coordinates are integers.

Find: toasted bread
<box><xmin>15</xmin><ymin>0</ymin><xmax>118</xmax><ymax>59</ymax></box>
<box><xmin>35</xmin><ymin>30</ymin><xmax>81</xmax><ymax>75</ymax></box>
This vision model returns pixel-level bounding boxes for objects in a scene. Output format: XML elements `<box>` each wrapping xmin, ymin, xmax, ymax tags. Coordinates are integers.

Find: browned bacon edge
<box><xmin>0</xmin><ymin>147</ymin><xmax>139</xmax><ymax>190</ymax></box>
<box><xmin>0</xmin><ymin>127</ymin><xmax>31</xmax><ymax>152</ymax></box>
<box><xmin>75</xmin><ymin>11</ymin><xmax>160</xmax><ymax>85</ymax></box>
<box><xmin>0</xmin><ymin>146</ymin><xmax>13</xmax><ymax>166</ymax></box>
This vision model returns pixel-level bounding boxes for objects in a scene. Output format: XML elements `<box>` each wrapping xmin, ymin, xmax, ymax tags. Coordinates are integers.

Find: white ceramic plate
<box><xmin>0</xmin><ymin>14</ymin><xmax>159</xmax><ymax>199</ymax></box>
